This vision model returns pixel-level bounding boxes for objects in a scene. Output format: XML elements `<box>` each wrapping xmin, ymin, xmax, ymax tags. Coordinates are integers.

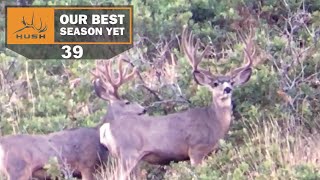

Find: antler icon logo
<box><xmin>13</xmin><ymin>12</ymin><xmax>48</xmax><ymax>40</ymax></box>
<box><xmin>14</xmin><ymin>12</ymin><xmax>47</xmax><ymax>34</ymax></box>
<box><xmin>7</xmin><ymin>7</ymin><xmax>54</xmax><ymax>44</ymax></box>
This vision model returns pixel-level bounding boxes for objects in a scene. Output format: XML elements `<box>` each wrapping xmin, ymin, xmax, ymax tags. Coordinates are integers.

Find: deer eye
<box><xmin>125</xmin><ymin>102</ymin><xmax>131</xmax><ymax>105</ymax></box>
<box><xmin>213</xmin><ymin>82</ymin><xmax>219</xmax><ymax>87</ymax></box>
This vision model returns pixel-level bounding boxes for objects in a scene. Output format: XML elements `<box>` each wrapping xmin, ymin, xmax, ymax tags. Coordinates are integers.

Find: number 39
<box><xmin>61</xmin><ymin>45</ymin><xmax>83</xmax><ymax>59</ymax></box>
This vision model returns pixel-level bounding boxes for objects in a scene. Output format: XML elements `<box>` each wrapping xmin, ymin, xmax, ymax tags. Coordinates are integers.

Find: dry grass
<box><xmin>95</xmin><ymin>157</ymin><xmax>146</xmax><ymax>180</ymax></box>
<box><xmin>235</xmin><ymin>117</ymin><xmax>320</xmax><ymax>179</ymax></box>
<box><xmin>164</xmin><ymin>116</ymin><xmax>320</xmax><ymax>180</ymax></box>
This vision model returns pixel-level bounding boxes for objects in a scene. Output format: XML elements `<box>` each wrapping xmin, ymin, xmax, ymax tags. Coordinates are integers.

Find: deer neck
<box><xmin>207</xmin><ymin>98</ymin><xmax>233</xmax><ymax>135</ymax></box>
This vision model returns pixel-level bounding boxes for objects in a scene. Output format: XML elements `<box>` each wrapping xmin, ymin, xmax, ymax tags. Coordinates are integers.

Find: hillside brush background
<box><xmin>1</xmin><ymin>0</ymin><xmax>320</xmax><ymax>179</ymax></box>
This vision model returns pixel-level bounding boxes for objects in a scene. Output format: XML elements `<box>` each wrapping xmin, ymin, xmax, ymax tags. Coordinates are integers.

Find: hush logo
<box><xmin>14</xmin><ymin>12</ymin><xmax>48</xmax><ymax>40</ymax></box>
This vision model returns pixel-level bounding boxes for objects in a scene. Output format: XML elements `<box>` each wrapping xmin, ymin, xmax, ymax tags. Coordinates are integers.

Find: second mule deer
<box><xmin>99</xmin><ymin>27</ymin><xmax>255</xmax><ymax>178</ymax></box>
<box><xmin>0</xmin><ymin>127</ymin><xmax>107</xmax><ymax>180</ymax></box>
<box><xmin>0</xmin><ymin>57</ymin><xmax>145</xmax><ymax>180</ymax></box>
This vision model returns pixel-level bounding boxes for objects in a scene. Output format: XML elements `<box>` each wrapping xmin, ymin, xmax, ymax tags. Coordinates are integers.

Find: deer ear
<box><xmin>93</xmin><ymin>79</ymin><xmax>111</xmax><ymax>101</ymax></box>
<box><xmin>93</xmin><ymin>79</ymin><xmax>105</xmax><ymax>98</ymax></box>
<box><xmin>232</xmin><ymin>68</ymin><xmax>252</xmax><ymax>86</ymax></box>
<box><xmin>193</xmin><ymin>71</ymin><xmax>211</xmax><ymax>85</ymax></box>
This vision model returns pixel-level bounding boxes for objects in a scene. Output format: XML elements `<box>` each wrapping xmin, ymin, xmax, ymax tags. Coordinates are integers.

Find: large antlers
<box><xmin>91</xmin><ymin>55</ymin><xmax>137</xmax><ymax>101</ymax></box>
<box><xmin>181</xmin><ymin>27</ymin><xmax>212</xmax><ymax>74</ymax></box>
<box><xmin>228</xmin><ymin>30</ymin><xmax>255</xmax><ymax>78</ymax></box>
<box><xmin>181</xmin><ymin>26</ymin><xmax>254</xmax><ymax>78</ymax></box>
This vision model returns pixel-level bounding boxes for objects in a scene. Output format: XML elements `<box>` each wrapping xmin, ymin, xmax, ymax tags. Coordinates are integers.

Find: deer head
<box><xmin>91</xmin><ymin>55</ymin><xmax>146</xmax><ymax>119</ymax></box>
<box><xmin>181</xmin><ymin>27</ymin><xmax>254</xmax><ymax>108</ymax></box>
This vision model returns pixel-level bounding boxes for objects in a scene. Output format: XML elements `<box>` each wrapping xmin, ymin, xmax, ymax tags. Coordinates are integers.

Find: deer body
<box><xmin>0</xmin><ymin>55</ymin><xmax>146</xmax><ymax>180</ymax></box>
<box><xmin>0</xmin><ymin>104</ymin><xmax>144</xmax><ymax>180</ymax></box>
<box><xmin>99</xmin><ymin>28</ymin><xmax>255</xmax><ymax>178</ymax></box>
<box><xmin>0</xmin><ymin>103</ymin><xmax>145</xmax><ymax>180</ymax></box>
<box><xmin>100</xmin><ymin>88</ymin><xmax>233</xmax><ymax>166</ymax></box>
<box><xmin>0</xmin><ymin>127</ymin><xmax>107</xmax><ymax>180</ymax></box>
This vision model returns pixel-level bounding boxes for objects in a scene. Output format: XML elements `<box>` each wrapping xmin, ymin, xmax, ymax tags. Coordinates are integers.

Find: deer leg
<box><xmin>188</xmin><ymin>144</ymin><xmax>212</xmax><ymax>166</ymax></box>
<box><xmin>6</xmin><ymin>160</ymin><xmax>32</xmax><ymax>180</ymax></box>
<box><xmin>7</xmin><ymin>170</ymin><xmax>31</xmax><ymax>180</ymax></box>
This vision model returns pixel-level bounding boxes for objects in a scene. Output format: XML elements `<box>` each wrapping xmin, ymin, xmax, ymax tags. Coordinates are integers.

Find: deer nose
<box><xmin>224</xmin><ymin>87</ymin><xmax>232</xmax><ymax>94</ymax></box>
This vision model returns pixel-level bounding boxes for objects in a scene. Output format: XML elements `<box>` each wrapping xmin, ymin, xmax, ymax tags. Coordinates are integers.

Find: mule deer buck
<box><xmin>0</xmin><ymin>57</ymin><xmax>146</xmax><ymax>180</ymax></box>
<box><xmin>99</xmin><ymin>27</ymin><xmax>255</xmax><ymax>178</ymax></box>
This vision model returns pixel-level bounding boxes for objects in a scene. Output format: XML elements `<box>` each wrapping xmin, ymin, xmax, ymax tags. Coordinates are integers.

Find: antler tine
<box><xmin>95</xmin><ymin>60</ymin><xmax>114</xmax><ymax>90</ymax></box>
<box><xmin>115</xmin><ymin>55</ymin><xmax>137</xmax><ymax>87</ymax></box>
<box><xmin>114</xmin><ymin>57</ymin><xmax>124</xmax><ymax>87</ymax></box>
<box><xmin>181</xmin><ymin>27</ymin><xmax>212</xmax><ymax>73</ymax></box>
<box><xmin>102</xmin><ymin>60</ymin><xmax>116</xmax><ymax>85</ymax></box>
<box><xmin>120</xmin><ymin>55</ymin><xmax>137</xmax><ymax>84</ymax></box>
<box><xmin>103</xmin><ymin>58</ymin><xmax>123</xmax><ymax>99</ymax></box>
<box><xmin>229</xmin><ymin>30</ymin><xmax>255</xmax><ymax>77</ymax></box>
<box><xmin>181</xmin><ymin>27</ymin><xmax>195</xmax><ymax>69</ymax></box>
<box><xmin>120</xmin><ymin>66</ymin><xmax>137</xmax><ymax>85</ymax></box>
